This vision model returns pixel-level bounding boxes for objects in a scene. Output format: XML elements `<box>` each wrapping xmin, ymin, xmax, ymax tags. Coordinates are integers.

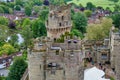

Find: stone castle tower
<box><xmin>46</xmin><ymin>4</ymin><xmax>72</xmax><ymax>39</ymax></box>
<box><xmin>28</xmin><ymin>4</ymin><xmax>84</xmax><ymax>80</ymax></box>
<box><xmin>28</xmin><ymin>38</ymin><xmax>84</xmax><ymax>80</ymax></box>
<box><xmin>110</xmin><ymin>30</ymin><xmax>120</xmax><ymax>80</ymax></box>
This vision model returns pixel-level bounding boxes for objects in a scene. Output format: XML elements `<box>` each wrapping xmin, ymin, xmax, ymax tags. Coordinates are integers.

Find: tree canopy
<box><xmin>0</xmin><ymin>43</ymin><xmax>15</xmax><ymax>55</ymax></box>
<box><xmin>73</xmin><ymin>12</ymin><xmax>87</xmax><ymax>33</ymax></box>
<box><xmin>0</xmin><ymin>16</ymin><xmax>9</xmax><ymax>26</ymax></box>
<box><xmin>86</xmin><ymin>18</ymin><xmax>113</xmax><ymax>40</ymax></box>
<box><xmin>111</xmin><ymin>13</ymin><xmax>120</xmax><ymax>28</ymax></box>
<box><xmin>7</xmin><ymin>57</ymin><xmax>27</xmax><ymax>80</ymax></box>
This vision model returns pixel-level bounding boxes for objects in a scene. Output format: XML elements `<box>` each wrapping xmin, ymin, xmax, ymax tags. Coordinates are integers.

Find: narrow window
<box><xmin>59</xmin><ymin>23</ymin><xmax>62</xmax><ymax>26</ymax></box>
<box><xmin>56</xmin><ymin>50</ymin><xmax>59</xmax><ymax>55</ymax></box>
<box><xmin>47</xmin><ymin>20</ymin><xmax>48</xmax><ymax>25</ymax></box>
<box><xmin>62</xmin><ymin>16</ymin><xmax>64</xmax><ymax>20</ymax></box>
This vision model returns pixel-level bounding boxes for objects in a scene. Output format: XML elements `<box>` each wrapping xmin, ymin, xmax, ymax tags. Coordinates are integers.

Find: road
<box><xmin>0</xmin><ymin>69</ymin><xmax>9</xmax><ymax>77</ymax></box>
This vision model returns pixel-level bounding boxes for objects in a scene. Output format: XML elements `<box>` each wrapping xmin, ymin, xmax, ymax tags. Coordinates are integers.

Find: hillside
<box><xmin>68</xmin><ymin>0</ymin><xmax>120</xmax><ymax>11</ymax></box>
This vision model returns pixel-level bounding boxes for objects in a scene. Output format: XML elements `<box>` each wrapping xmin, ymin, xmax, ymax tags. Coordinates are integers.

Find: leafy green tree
<box><xmin>0</xmin><ymin>16</ymin><xmax>9</xmax><ymax>26</ymax></box>
<box><xmin>8</xmin><ymin>8</ymin><xmax>13</xmax><ymax>14</ymax></box>
<box><xmin>73</xmin><ymin>12</ymin><xmax>87</xmax><ymax>33</ymax></box>
<box><xmin>8</xmin><ymin>34</ymin><xmax>18</xmax><ymax>47</ymax></box>
<box><xmin>0</xmin><ymin>43</ymin><xmax>15</xmax><ymax>55</ymax></box>
<box><xmin>6</xmin><ymin>2</ymin><xmax>15</xmax><ymax>9</ymax></box>
<box><xmin>86</xmin><ymin>18</ymin><xmax>113</xmax><ymax>40</ymax></box>
<box><xmin>110</xmin><ymin>13</ymin><xmax>120</xmax><ymax>28</ymax></box>
<box><xmin>71</xmin><ymin>29</ymin><xmax>84</xmax><ymax>39</ymax></box>
<box><xmin>21</xmin><ymin>26</ymin><xmax>33</xmax><ymax>49</ymax></box>
<box><xmin>0</xmin><ymin>5</ymin><xmax>10</xmax><ymax>13</ymax></box>
<box><xmin>25</xmin><ymin>5</ymin><xmax>32</xmax><ymax>16</ymax></box>
<box><xmin>84</xmin><ymin>10</ymin><xmax>92</xmax><ymax>17</ymax></box>
<box><xmin>31</xmin><ymin>19</ymin><xmax>47</xmax><ymax>38</ymax></box>
<box><xmin>7</xmin><ymin>57</ymin><xmax>27</xmax><ymax>80</ymax></box>
<box><xmin>86</xmin><ymin>2</ymin><xmax>96</xmax><ymax>10</ymax></box>
<box><xmin>113</xmin><ymin>4</ymin><xmax>120</xmax><ymax>12</ymax></box>
<box><xmin>32</xmin><ymin>0</ymin><xmax>43</xmax><ymax>6</ymax></box>
<box><xmin>38</xmin><ymin>7</ymin><xmax>49</xmax><ymax>20</ymax></box>
<box><xmin>14</xmin><ymin>5</ymin><xmax>21</xmax><ymax>11</ymax></box>
<box><xmin>33</xmin><ymin>6</ymin><xmax>40</xmax><ymax>14</ymax></box>
<box><xmin>0</xmin><ymin>7</ymin><xmax>4</xmax><ymax>13</ymax></box>
<box><xmin>22</xmin><ymin>18</ymin><xmax>31</xmax><ymax>28</ymax></box>
<box><xmin>0</xmin><ymin>25</ymin><xmax>8</xmax><ymax>42</ymax></box>
<box><xmin>22</xmin><ymin>50</ymin><xmax>27</xmax><ymax>60</ymax></box>
<box><xmin>15</xmin><ymin>0</ymin><xmax>24</xmax><ymax>6</ymax></box>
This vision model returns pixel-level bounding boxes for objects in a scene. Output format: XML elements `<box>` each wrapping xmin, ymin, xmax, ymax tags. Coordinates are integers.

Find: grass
<box><xmin>68</xmin><ymin>0</ymin><xmax>120</xmax><ymax>11</ymax></box>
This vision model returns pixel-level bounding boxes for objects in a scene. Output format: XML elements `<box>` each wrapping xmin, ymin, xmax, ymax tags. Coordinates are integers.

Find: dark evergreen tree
<box><xmin>73</xmin><ymin>12</ymin><xmax>87</xmax><ymax>33</ymax></box>
<box><xmin>7</xmin><ymin>57</ymin><xmax>27</xmax><ymax>80</ymax></box>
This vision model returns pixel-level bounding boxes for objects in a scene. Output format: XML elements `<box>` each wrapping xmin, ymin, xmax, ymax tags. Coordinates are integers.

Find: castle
<box><xmin>27</xmin><ymin>4</ymin><xmax>120</xmax><ymax>80</ymax></box>
<box><xmin>28</xmin><ymin>4</ymin><xmax>84</xmax><ymax>80</ymax></box>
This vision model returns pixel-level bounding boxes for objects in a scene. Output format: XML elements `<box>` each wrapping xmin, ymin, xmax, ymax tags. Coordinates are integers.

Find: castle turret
<box><xmin>46</xmin><ymin>4</ymin><xmax>72</xmax><ymax>39</ymax></box>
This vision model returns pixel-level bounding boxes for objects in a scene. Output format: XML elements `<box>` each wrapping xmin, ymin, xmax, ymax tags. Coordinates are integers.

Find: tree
<box><xmin>32</xmin><ymin>0</ymin><xmax>43</xmax><ymax>6</ymax></box>
<box><xmin>0</xmin><ymin>7</ymin><xmax>4</xmax><ymax>13</ymax></box>
<box><xmin>73</xmin><ymin>12</ymin><xmax>87</xmax><ymax>33</ymax></box>
<box><xmin>33</xmin><ymin>6</ymin><xmax>40</xmax><ymax>14</ymax></box>
<box><xmin>86</xmin><ymin>18</ymin><xmax>113</xmax><ymax>40</ymax></box>
<box><xmin>21</xmin><ymin>18</ymin><xmax>31</xmax><ymax>28</ymax></box>
<box><xmin>15</xmin><ymin>0</ymin><xmax>24</xmax><ymax>6</ymax></box>
<box><xmin>8</xmin><ymin>8</ymin><xmax>13</xmax><ymax>14</ymax></box>
<box><xmin>31</xmin><ymin>19</ymin><xmax>47</xmax><ymax>38</ymax></box>
<box><xmin>84</xmin><ymin>10</ymin><xmax>92</xmax><ymax>17</ymax></box>
<box><xmin>8</xmin><ymin>34</ymin><xmax>18</xmax><ymax>47</ymax></box>
<box><xmin>0</xmin><ymin>25</ymin><xmax>8</xmax><ymax>42</ymax></box>
<box><xmin>14</xmin><ymin>5</ymin><xmax>21</xmax><ymax>11</ymax></box>
<box><xmin>71</xmin><ymin>29</ymin><xmax>84</xmax><ymax>39</ymax></box>
<box><xmin>110</xmin><ymin>13</ymin><xmax>120</xmax><ymax>28</ymax></box>
<box><xmin>21</xmin><ymin>26</ymin><xmax>33</xmax><ymax>49</ymax></box>
<box><xmin>0</xmin><ymin>16</ymin><xmax>9</xmax><ymax>26</ymax></box>
<box><xmin>6</xmin><ymin>2</ymin><xmax>15</xmax><ymax>9</ymax></box>
<box><xmin>38</xmin><ymin>9</ymin><xmax>49</xmax><ymax>21</ymax></box>
<box><xmin>86</xmin><ymin>2</ymin><xmax>96</xmax><ymax>10</ymax></box>
<box><xmin>25</xmin><ymin>5</ymin><xmax>32</xmax><ymax>16</ymax></box>
<box><xmin>0</xmin><ymin>43</ymin><xmax>15</xmax><ymax>55</ymax></box>
<box><xmin>7</xmin><ymin>57</ymin><xmax>27</xmax><ymax>80</ymax></box>
<box><xmin>113</xmin><ymin>4</ymin><xmax>120</xmax><ymax>12</ymax></box>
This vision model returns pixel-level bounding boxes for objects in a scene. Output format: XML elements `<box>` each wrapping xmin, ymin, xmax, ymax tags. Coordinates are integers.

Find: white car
<box><xmin>0</xmin><ymin>63</ymin><xmax>6</xmax><ymax>69</ymax></box>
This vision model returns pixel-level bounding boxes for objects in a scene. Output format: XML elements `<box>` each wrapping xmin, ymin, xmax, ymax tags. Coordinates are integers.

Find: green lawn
<box><xmin>68</xmin><ymin>0</ymin><xmax>120</xmax><ymax>11</ymax></box>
